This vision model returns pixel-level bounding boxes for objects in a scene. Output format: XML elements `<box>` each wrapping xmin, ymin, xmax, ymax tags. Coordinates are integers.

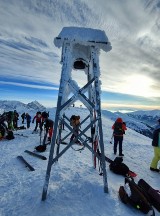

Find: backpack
<box><xmin>114</xmin><ymin>122</ymin><xmax>124</xmax><ymax>136</ymax></box>
<box><xmin>6</xmin><ymin>131</ymin><xmax>15</xmax><ymax>140</ymax></box>
<box><xmin>35</xmin><ymin>145</ymin><xmax>46</xmax><ymax>152</ymax></box>
<box><xmin>70</xmin><ymin>115</ymin><xmax>80</xmax><ymax>126</ymax></box>
<box><xmin>138</xmin><ymin>179</ymin><xmax>160</xmax><ymax>212</ymax></box>
<box><xmin>109</xmin><ymin>157</ymin><xmax>129</xmax><ymax>176</ymax></box>
<box><xmin>119</xmin><ymin>177</ymin><xmax>155</xmax><ymax>215</ymax></box>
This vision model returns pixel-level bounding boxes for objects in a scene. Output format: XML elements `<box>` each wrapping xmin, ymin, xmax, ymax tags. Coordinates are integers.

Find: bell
<box><xmin>73</xmin><ymin>59</ymin><xmax>86</xmax><ymax>69</ymax></box>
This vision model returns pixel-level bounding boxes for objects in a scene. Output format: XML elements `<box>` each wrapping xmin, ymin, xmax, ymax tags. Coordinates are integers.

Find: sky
<box><xmin>0</xmin><ymin>106</ymin><xmax>159</xmax><ymax>216</ymax></box>
<box><xmin>0</xmin><ymin>0</ymin><xmax>160</xmax><ymax>112</ymax></box>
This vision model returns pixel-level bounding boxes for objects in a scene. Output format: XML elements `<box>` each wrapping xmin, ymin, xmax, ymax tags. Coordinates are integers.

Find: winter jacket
<box><xmin>33</xmin><ymin>114</ymin><xmax>43</xmax><ymax>123</ymax></box>
<box><xmin>112</xmin><ymin>118</ymin><xmax>127</xmax><ymax>136</ymax></box>
<box><xmin>25</xmin><ymin>114</ymin><xmax>31</xmax><ymax>122</ymax></box>
<box><xmin>21</xmin><ymin>113</ymin><xmax>25</xmax><ymax>118</ymax></box>
<box><xmin>152</xmin><ymin>124</ymin><xmax>160</xmax><ymax>147</ymax></box>
<box><xmin>44</xmin><ymin>119</ymin><xmax>54</xmax><ymax>129</ymax></box>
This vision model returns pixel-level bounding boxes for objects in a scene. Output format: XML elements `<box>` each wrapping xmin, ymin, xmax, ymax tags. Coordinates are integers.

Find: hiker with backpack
<box><xmin>112</xmin><ymin>118</ymin><xmax>127</xmax><ymax>156</ymax></box>
<box><xmin>150</xmin><ymin>118</ymin><xmax>160</xmax><ymax>173</ymax></box>
<box><xmin>70</xmin><ymin>115</ymin><xmax>81</xmax><ymax>144</ymax></box>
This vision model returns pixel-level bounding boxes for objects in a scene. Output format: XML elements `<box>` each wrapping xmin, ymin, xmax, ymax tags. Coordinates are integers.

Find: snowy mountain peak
<box><xmin>26</xmin><ymin>100</ymin><xmax>46</xmax><ymax>111</ymax></box>
<box><xmin>0</xmin><ymin>100</ymin><xmax>46</xmax><ymax>115</ymax></box>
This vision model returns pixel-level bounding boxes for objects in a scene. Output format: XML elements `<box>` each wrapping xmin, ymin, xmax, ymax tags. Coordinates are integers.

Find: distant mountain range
<box><xmin>102</xmin><ymin>109</ymin><xmax>160</xmax><ymax>139</ymax></box>
<box><xmin>0</xmin><ymin>100</ymin><xmax>46</xmax><ymax>114</ymax></box>
<box><xmin>126</xmin><ymin>110</ymin><xmax>160</xmax><ymax>126</ymax></box>
<box><xmin>0</xmin><ymin>100</ymin><xmax>159</xmax><ymax>139</ymax></box>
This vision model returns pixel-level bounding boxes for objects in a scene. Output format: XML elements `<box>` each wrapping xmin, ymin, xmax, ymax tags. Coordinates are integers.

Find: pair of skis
<box><xmin>17</xmin><ymin>150</ymin><xmax>47</xmax><ymax>171</ymax></box>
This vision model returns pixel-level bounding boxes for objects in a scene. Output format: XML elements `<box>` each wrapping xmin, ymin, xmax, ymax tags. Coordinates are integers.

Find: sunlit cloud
<box><xmin>102</xmin><ymin>103</ymin><xmax>160</xmax><ymax>111</ymax></box>
<box><xmin>102</xmin><ymin>74</ymin><xmax>158</xmax><ymax>98</ymax></box>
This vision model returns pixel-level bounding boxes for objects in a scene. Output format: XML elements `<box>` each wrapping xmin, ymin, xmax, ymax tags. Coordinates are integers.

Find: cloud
<box><xmin>0</xmin><ymin>80</ymin><xmax>59</xmax><ymax>90</ymax></box>
<box><xmin>0</xmin><ymin>0</ymin><xmax>160</xmax><ymax>109</ymax></box>
<box><xmin>0</xmin><ymin>38</ymin><xmax>40</xmax><ymax>51</ymax></box>
<box><xmin>24</xmin><ymin>36</ymin><xmax>48</xmax><ymax>48</ymax></box>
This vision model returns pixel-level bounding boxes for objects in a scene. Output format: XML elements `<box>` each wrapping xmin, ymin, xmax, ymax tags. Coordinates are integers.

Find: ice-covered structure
<box><xmin>42</xmin><ymin>27</ymin><xmax>112</xmax><ymax>200</ymax></box>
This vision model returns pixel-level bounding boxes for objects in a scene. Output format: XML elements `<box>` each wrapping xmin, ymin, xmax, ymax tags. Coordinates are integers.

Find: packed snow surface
<box><xmin>0</xmin><ymin>107</ymin><xmax>159</xmax><ymax>216</ymax></box>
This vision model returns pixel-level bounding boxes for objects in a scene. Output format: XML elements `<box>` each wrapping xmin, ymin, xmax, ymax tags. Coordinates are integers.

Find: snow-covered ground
<box><xmin>0</xmin><ymin>107</ymin><xmax>159</xmax><ymax>216</ymax></box>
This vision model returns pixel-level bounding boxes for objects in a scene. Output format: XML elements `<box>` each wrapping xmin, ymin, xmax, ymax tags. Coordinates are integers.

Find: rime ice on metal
<box><xmin>42</xmin><ymin>27</ymin><xmax>112</xmax><ymax>201</ymax></box>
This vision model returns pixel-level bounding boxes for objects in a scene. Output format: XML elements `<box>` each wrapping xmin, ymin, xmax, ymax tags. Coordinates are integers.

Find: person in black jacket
<box><xmin>150</xmin><ymin>119</ymin><xmax>160</xmax><ymax>172</ymax></box>
<box><xmin>21</xmin><ymin>112</ymin><xmax>25</xmax><ymax>124</ymax></box>
<box><xmin>25</xmin><ymin>113</ymin><xmax>31</xmax><ymax>129</ymax></box>
<box><xmin>13</xmin><ymin>110</ymin><xmax>19</xmax><ymax>129</ymax></box>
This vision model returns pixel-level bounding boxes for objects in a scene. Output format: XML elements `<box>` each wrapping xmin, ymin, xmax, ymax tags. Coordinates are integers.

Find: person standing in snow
<box><xmin>21</xmin><ymin>112</ymin><xmax>26</xmax><ymax>124</ymax></box>
<box><xmin>13</xmin><ymin>110</ymin><xmax>19</xmax><ymax>129</ymax></box>
<box><xmin>7</xmin><ymin>111</ymin><xmax>14</xmax><ymax>130</ymax></box>
<box><xmin>150</xmin><ymin>119</ymin><xmax>160</xmax><ymax>172</ymax></box>
<box><xmin>70</xmin><ymin>115</ymin><xmax>81</xmax><ymax>144</ymax></box>
<box><xmin>25</xmin><ymin>113</ymin><xmax>31</xmax><ymax>129</ymax></box>
<box><xmin>32</xmin><ymin>112</ymin><xmax>43</xmax><ymax>132</ymax></box>
<box><xmin>43</xmin><ymin>117</ymin><xmax>54</xmax><ymax>142</ymax></box>
<box><xmin>112</xmin><ymin>118</ymin><xmax>127</xmax><ymax>156</ymax></box>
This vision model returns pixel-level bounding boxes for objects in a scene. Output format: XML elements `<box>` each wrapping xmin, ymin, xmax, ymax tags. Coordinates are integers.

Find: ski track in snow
<box><xmin>0</xmin><ymin>107</ymin><xmax>159</xmax><ymax>216</ymax></box>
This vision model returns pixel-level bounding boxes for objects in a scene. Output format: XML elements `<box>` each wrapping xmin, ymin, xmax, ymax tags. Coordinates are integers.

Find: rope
<box><xmin>71</xmin><ymin>142</ymin><xmax>85</xmax><ymax>152</ymax></box>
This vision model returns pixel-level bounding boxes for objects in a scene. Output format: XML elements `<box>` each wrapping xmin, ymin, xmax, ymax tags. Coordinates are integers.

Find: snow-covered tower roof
<box><xmin>54</xmin><ymin>27</ymin><xmax>111</xmax><ymax>70</ymax></box>
<box><xmin>54</xmin><ymin>27</ymin><xmax>112</xmax><ymax>52</ymax></box>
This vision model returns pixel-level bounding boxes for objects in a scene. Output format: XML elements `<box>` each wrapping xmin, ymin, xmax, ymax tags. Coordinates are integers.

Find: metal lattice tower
<box><xmin>42</xmin><ymin>27</ymin><xmax>112</xmax><ymax>201</ymax></box>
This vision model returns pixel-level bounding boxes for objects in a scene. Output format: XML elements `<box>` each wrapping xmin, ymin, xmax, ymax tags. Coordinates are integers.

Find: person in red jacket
<box><xmin>112</xmin><ymin>118</ymin><xmax>127</xmax><ymax>156</ymax></box>
<box><xmin>32</xmin><ymin>112</ymin><xmax>43</xmax><ymax>132</ymax></box>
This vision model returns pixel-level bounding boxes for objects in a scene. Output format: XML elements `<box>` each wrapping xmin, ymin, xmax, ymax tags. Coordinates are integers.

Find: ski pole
<box><xmin>110</xmin><ymin>133</ymin><xmax>113</xmax><ymax>144</ymax></box>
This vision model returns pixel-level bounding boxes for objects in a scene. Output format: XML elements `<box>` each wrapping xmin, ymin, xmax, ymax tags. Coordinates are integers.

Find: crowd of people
<box><xmin>0</xmin><ymin>110</ymin><xmax>54</xmax><ymax>142</ymax></box>
<box><xmin>0</xmin><ymin>109</ymin><xmax>159</xmax><ymax>172</ymax></box>
<box><xmin>32</xmin><ymin>111</ymin><xmax>54</xmax><ymax>142</ymax></box>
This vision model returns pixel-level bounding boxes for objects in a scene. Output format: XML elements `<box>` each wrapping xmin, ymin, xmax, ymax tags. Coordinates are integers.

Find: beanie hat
<box><xmin>116</xmin><ymin>118</ymin><xmax>123</xmax><ymax>123</ymax></box>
